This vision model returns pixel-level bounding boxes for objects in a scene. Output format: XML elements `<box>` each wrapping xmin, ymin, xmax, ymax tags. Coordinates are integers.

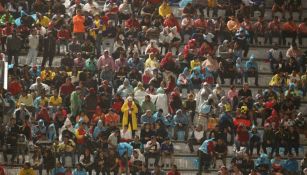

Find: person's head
<box><xmin>145</xmin><ymin>110</ymin><xmax>152</xmax><ymax>117</ymax></box>
<box><xmin>76</xmin><ymin>9</ymin><xmax>82</xmax><ymax>16</ymax></box>
<box><xmin>24</xmin><ymin>161</ymin><xmax>31</xmax><ymax>169</ymax></box>
<box><xmin>133</xmin><ymin>149</ymin><xmax>139</xmax><ymax>158</ymax></box>
<box><xmin>171</xmin><ymin>164</ymin><xmax>178</xmax><ymax>172</ymax></box>
<box><xmin>291</xmin><ymin>42</ymin><xmax>297</xmax><ymax>49</ymax></box>
<box><xmin>10</xmin><ymin>117</ymin><xmax>16</xmax><ymax>125</ymax></box>
<box><xmin>151</xmin><ymin>136</ymin><xmax>157</xmax><ymax>143</ymax></box>
<box><xmin>134</xmin><ymin>135</ymin><xmax>140</xmax><ymax>141</ymax></box>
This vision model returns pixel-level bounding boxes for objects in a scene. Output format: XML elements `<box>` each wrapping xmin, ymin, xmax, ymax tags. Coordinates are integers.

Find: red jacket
<box><xmin>8</xmin><ymin>81</ymin><xmax>22</xmax><ymax>96</ymax></box>
<box><xmin>236</xmin><ymin>126</ymin><xmax>249</xmax><ymax>143</ymax></box>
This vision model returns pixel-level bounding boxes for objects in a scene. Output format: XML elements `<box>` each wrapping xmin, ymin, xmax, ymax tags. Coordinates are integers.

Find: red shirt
<box><xmin>236</xmin><ymin>127</ymin><xmax>249</xmax><ymax>143</ymax></box>
<box><xmin>8</xmin><ymin>81</ymin><xmax>22</xmax><ymax>96</ymax></box>
<box><xmin>76</xmin><ymin>128</ymin><xmax>86</xmax><ymax>144</ymax></box>
<box><xmin>125</xmin><ymin>18</ymin><xmax>140</xmax><ymax>29</ymax></box>
<box><xmin>57</xmin><ymin>29</ymin><xmax>71</xmax><ymax>40</ymax></box>
<box><xmin>60</xmin><ymin>83</ymin><xmax>74</xmax><ymax>96</ymax></box>
<box><xmin>163</xmin><ymin>18</ymin><xmax>181</xmax><ymax>31</ymax></box>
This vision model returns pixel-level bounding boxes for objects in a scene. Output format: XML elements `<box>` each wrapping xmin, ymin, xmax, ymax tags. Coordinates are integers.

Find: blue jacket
<box><xmin>48</xmin><ymin>124</ymin><xmax>57</xmax><ymax>142</ymax></box>
<box><xmin>173</xmin><ymin>110</ymin><xmax>189</xmax><ymax>125</ymax></box>
<box><xmin>117</xmin><ymin>142</ymin><xmax>133</xmax><ymax>157</ymax></box>
<box><xmin>141</xmin><ymin>114</ymin><xmax>155</xmax><ymax>124</ymax></box>
<box><xmin>245</xmin><ymin>55</ymin><xmax>257</xmax><ymax>70</ymax></box>
<box><xmin>93</xmin><ymin>120</ymin><xmax>106</xmax><ymax>139</ymax></box>
<box><xmin>199</xmin><ymin>138</ymin><xmax>215</xmax><ymax>154</ymax></box>
<box><xmin>72</xmin><ymin>169</ymin><xmax>87</xmax><ymax>175</ymax></box>
<box><xmin>153</xmin><ymin>112</ymin><xmax>164</xmax><ymax>122</ymax></box>
<box><xmin>282</xmin><ymin>159</ymin><xmax>299</xmax><ymax>173</ymax></box>
<box><xmin>51</xmin><ymin>167</ymin><xmax>65</xmax><ymax>175</ymax></box>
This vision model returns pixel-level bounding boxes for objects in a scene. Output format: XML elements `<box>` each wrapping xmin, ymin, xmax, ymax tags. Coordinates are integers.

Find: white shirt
<box><xmin>119</xmin><ymin>3</ymin><xmax>132</xmax><ymax>15</ymax></box>
<box><xmin>145</xmin><ymin>141</ymin><xmax>160</xmax><ymax>153</ymax></box>
<box><xmin>28</xmin><ymin>34</ymin><xmax>39</xmax><ymax>49</ymax></box>
<box><xmin>120</xmin><ymin>129</ymin><xmax>132</xmax><ymax>140</ymax></box>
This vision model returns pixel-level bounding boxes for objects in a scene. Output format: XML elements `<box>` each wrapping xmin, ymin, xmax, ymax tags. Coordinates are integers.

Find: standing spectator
<box><xmin>198</xmin><ymin>138</ymin><xmax>217</xmax><ymax>174</ymax></box>
<box><xmin>18</xmin><ymin>162</ymin><xmax>36</xmax><ymax>175</ymax></box>
<box><xmin>70</xmin><ymin>86</ymin><xmax>82</xmax><ymax>118</ymax></box>
<box><xmin>41</xmin><ymin>31</ymin><xmax>56</xmax><ymax>67</ymax></box>
<box><xmin>121</xmin><ymin>97</ymin><xmax>138</xmax><ymax>137</ymax></box>
<box><xmin>287</xmin><ymin>0</ymin><xmax>302</xmax><ymax>20</ymax></box>
<box><xmin>73</xmin><ymin>9</ymin><xmax>85</xmax><ymax>42</ymax></box>
<box><xmin>27</xmin><ymin>29</ymin><xmax>39</xmax><ymax>66</ymax></box>
<box><xmin>6</xmin><ymin>30</ymin><xmax>21</xmax><ymax>65</ymax></box>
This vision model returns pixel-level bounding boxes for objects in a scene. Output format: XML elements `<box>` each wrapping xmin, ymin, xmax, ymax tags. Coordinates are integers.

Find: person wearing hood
<box><xmin>33</xmin><ymin>119</ymin><xmax>47</xmax><ymax>141</ymax></box>
<box><xmin>244</xmin><ymin>55</ymin><xmax>258</xmax><ymax>86</ymax></box>
<box><xmin>173</xmin><ymin>109</ymin><xmax>189</xmax><ymax>141</ymax></box>
<box><xmin>117</xmin><ymin>142</ymin><xmax>133</xmax><ymax>174</ymax></box>
<box><xmin>217</xmin><ymin>40</ymin><xmax>230</xmax><ymax>59</ymax></box>
<box><xmin>213</xmin><ymin>84</ymin><xmax>225</xmax><ymax>101</ymax></box>
<box><xmin>196</xmin><ymin>82</ymin><xmax>212</xmax><ymax>112</ymax></box>
<box><xmin>121</xmin><ymin>97</ymin><xmax>138</xmax><ymax>137</ymax></box>
<box><xmin>141</xmin><ymin>95</ymin><xmax>156</xmax><ymax>114</ymax></box>
<box><xmin>130</xmin><ymin>149</ymin><xmax>145</xmax><ymax>174</ymax></box>
<box><xmin>169</xmin><ymin>90</ymin><xmax>182</xmax><ymax>115</ymax></box>
<box><xmin>117</xmin><ymin>78</ymin><xmax>134</xmax><ymax>98</ymax></box>
<box><xmin>177</xmin><ymin>67</ymin><xmax>191</xmax><ymax>90</ymax></box>
<box><xmin>47</xmin><ymin>124</ymin><xmax>57</xmax><ymax>142</ymax></box>
<box><xmin>282</xmin><ymin>154</ymin><xmax>299</xmax><ymax>174</ymax></box>
<box><xmin>248</xmin><ymin>125</ymin><xmax>261</xmax><ymax>156</ymax></box>
<box><xmin>183</xmin><ymin>39</ymin><xmax>198</xmax><ymax>62</ymax></box>
<box><xmin>190</xmin><ymin>66</ymin><xmax>204</xmax><ymax>89</ymax></box>
<box><xmin>93</xmin><ymin>120</ymin><xmax>106</xmax><ymax>139</ymax></box>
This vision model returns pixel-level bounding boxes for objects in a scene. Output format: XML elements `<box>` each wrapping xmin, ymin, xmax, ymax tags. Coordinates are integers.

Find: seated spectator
<box><xmin>287</xmin><ymin>0</ymin><xmax>302</xmax><ymax>20</ymax></box>
<box><xmin>249</xmin><ymin>0</ymin><xmax>264</xmax><ymax>17</ymax></box>
<box><xmin>181</xmin><ymin>15</ymin><xmax>194</xmax><ymax>36</ymax></box>
<box><xmin>140</xmin><ymin>123</ymin><xmax>155</xmax><ymax>145</ymax></box>
<box><xmin>188</xmin><ymin>124</ymin><xmax>206</xmax><ymax>153</ymax></box>
<box><xmin>282</xmin><ymin>154</ymin><xmax>299</xmax><ymax>174</ymax></box>
<box><xmin>159</xmin><ymin>0</ymin><xmax>172</xmax><ymax>18</ymax></box>
<box><xmin>173</xmin><ymin>109</ymin><xmax>189</xmax><ymax>141</ymax></box>
<box><xmin>298</xmin><ymin>18</ymin><xmax>307</xmax><ymax>46</ymax></box>
<box><xmin>130</xmin><ymin>149</ymin><xmax>145</xmax><ymax>174</ymax></box>
<box><xmin>144</xmin><ymin>136</ymin><xmax>160</xmax><ymax>168</ymax></box>
<box><xmin>286</xmin><ymin>42</ymin><xmax>305</xmax><ymax>73</ymax></box>
<box><xmin>244</xmin><ymin>55</ymin><xmax>259</xmax><ymax>86</ymax></box>
<box><xmin>59</xmin><ymin>136</ymin><xmax>75</xmax><ymax>167</ymax></box>
<box><xmin>79</xmin><ymin>148</ymin><xmax>94</xmax><ymax>175</ymax></box>
<box><xmin>72</xmin><ymin>163</ymin><xmax>87</xmax><ymax>175</ymax></box>
<box><xmin>160</xmin><ymin>137</ymin><xmax>174</xmax><ymax>168</ymax></box>
<box><xmin>121</xmin><ymin>125</ymin><xmax>133</xmax><ymax>142</ymax></box>
<box><xmin>272</xmin><ymin>0</ymin><xmax>286</xmax><ymax>19</ymax></box>
<box><xmin>281</xmin><ymin>17</ymin><xmax>298</xmax><ymax>45</ymax></box>
<box><xmin>268</xmin><ymin>16</ymin><xmax>282</xmax><ymax>45</ymax></box>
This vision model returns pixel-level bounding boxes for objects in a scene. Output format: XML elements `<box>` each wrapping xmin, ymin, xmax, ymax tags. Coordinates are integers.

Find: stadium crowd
<box><xmin>0</xmin><ymin>0</ymin><xmax>307</xmax><ymax>174</ymax></box>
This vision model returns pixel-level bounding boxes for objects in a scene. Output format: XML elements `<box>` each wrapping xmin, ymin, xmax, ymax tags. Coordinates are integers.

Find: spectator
<box><xmin>188</xmin><ymin>124</ymin><xmax>206</xmax><ymax>153</ymax></box>
<box><xmin>298</xmin><ymin>18</ymin><xmax>307</xmax><ymax>46</ymax></box>
<box><xmin>6</xmin><ymin>29</ymin><xmax>22</xmax><ymax>65</ymax></box>
<box><xmin>18</xmin><ymin>162</ymin><xmax>36</xmax><ymax>175</ymax></box>
<box><xmin>173</xmin><ymin>109</ymin><xmax>189</xmax><ymax>141</ymax></box>
<box><xmin>281</xmin><ymin>17</ymin><xmax>298</xmax><ymax>45</ymax></box>
<box><xmin>272</xmin><ymin>0</ymin><xmax>286</xmax><ymax>19</ymax></box>
<box><xmin>268</xmin><ymin>16</ymin><xmax>282</xmax><ymax>45</ymax></box>
<box><xmin>144</xmin><ymin>136</ymin><xmax>161</xmax><ymax>168</ymax></box>
<box><xmin>198</xmin><ymin>138</ymin><xmax>217</xmax><ymax>174</ymax></box>
<box><xmin>72</xmin><ymin>9</ymin><xmax>85</xmax><ymax>42</ymax></box>
<box><xmin>160</xmin><ymin>137</ymin><xmax>174</xmax><ymax>168</ymax></box>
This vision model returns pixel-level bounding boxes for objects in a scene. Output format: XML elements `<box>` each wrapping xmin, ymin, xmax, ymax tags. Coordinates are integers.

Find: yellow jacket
<box><xmin>18</xmin><ymin>168</ymin><xmax>36</xmax><ymax>175</ymax></box>
<box><xmin>159</xmin><ymin>4</ymin><xmax>172</xmax><ymax>18</ymax></box>
<box><xmin>269</xmin><ymin>74</ymin><xmax>282</xmax><ymax>87</ymax></box>
<box><xmin>121</xmin><ymin>100</ymin><xmax>138</xmax><ymax>131</ymax></box>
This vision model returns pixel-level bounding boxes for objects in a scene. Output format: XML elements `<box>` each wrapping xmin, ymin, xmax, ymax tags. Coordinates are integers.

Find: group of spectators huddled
<box><xmin>0</xmin><ymin>0</ymin><xmax>307</xmax><ymax>175</ymax></box>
